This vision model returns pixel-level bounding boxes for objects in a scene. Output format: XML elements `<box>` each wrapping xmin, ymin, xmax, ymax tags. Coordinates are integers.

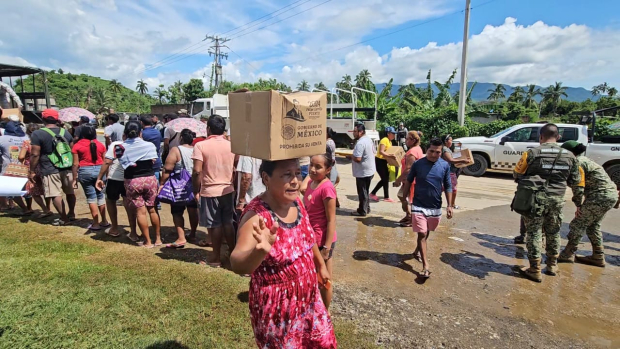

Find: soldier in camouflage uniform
<box><xmin>513</xmin><ymin>124</ymin><xmax>582</xmax><ymax>282</ymax></box>
<box><xmin>558</xmin><ymin>140</ymin><xmax>619</xmax><ymax>267</ymax></box>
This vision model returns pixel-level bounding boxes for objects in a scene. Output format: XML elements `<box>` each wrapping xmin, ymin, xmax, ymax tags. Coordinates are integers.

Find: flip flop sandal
<box><xmin>399</xmin><ymin>222</ymin><xmax>412</xmax><ymax>227</ymax></box>
<box><xmin>100</xmin><ymin>222</ymin><xmax>111</xmax><ymax>228</ymax></box>
<box><xmin>52</xmin><ymin>219</ymin><xmax>66</xmax><ymax>226</ymax></box>
<box><xmin>87</xmin><ymin>224</ymin><xmax>101</xmax><ymax>231</ymax></box>
<box><xmin>197</xmin><ymin>240</ymin><xmax>212</xmax><ymax>247</ymax></box>
<box><xmin>127</xmin><ymin>233</ymin><xmax>140</xmax><ymax>243</ymax></box>
<box><xmin>105</xmin><ymin>231</ymin><xmax>121</xmax><ymax>237</ymax></box>
<box><xmin>413</xmin><ymin>252</ymin><xmax>422</xmax><ymax>263</ymax></box>
<box><xmin>154</xmin><ymin>242</ymin><xmax>163</xmax><ymax>247</ymax></box>
<box><xmin>199</xmin><ymin>260</ymin><xmax>221</xmax><ymax>268</ymax></box>
<box><xmin>142</xmin><ymin>244</ymin><xmax>155</xmax><ymax>249</ymax></box>
<box><xmin>165</xmin><ymin>242</ymin><xmax>186</xmax><ymax>249</ymax></box>
<box><xmin>421</xmin><ymin>269</ymin><xmax>432</xmax><ymax>278</ymax></box>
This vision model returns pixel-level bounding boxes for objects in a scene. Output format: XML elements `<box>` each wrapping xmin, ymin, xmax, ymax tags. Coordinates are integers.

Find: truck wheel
<box><xmin>462</xmin><ymin>154</ymin><xmax>488</xmax><ymax>177</ymax></box>
<box><xmin>605</xmin><ymin>164</ymin><xmax>620</xmax><ymax>188</ymax></box>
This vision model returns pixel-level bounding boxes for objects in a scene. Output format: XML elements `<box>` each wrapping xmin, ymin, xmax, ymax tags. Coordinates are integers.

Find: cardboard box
<box><xmin>229</xmin><ymin>90</ymin><xmax>327</xmax><ymax>160</ymax></box>
<box><xmin>0</xmin><ymin>108</ymin><xmax>23</xmax><ymax>122</ymax></box>
<box><xmin>385</xmin><ymin>146</ymin><xmax>405</xmax><ymax>167</ymax></box>
<box><xmin>454</xmin><ymin>148</ymin><xmax>475</xmax><ymax>168</ymax></box>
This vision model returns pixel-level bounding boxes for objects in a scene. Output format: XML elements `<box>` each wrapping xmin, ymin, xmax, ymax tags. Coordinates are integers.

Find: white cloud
<box><xmin>1</xmin><ymin>1</ymin><xmax>619</xmax><ymax>92</ymax></box>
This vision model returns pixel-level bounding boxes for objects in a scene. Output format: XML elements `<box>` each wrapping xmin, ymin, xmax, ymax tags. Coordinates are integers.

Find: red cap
<box><xmin>42</xmin><ymin>109</ymin><xmax>59</xmax><ymax>120</ymax></box>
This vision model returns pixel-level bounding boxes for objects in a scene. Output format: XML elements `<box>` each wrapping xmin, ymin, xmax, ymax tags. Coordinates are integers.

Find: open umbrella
<box><xmin>58</xmin><ymin>107</ymin><xmax>96</xmax><ymax>123</ymax></box>
<box><xmin>165</xmin><ymin>118</ymin><xmax>208</xmax><ymax>137</ymax></box>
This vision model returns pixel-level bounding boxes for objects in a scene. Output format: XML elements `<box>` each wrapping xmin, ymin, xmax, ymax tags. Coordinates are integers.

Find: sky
<box><xmin>2</xmin><ymin>0</ymin><xmax>620</xmax><ymax>92</ymax></box>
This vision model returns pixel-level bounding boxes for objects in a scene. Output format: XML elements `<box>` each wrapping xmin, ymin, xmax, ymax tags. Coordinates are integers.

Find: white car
<box><xmin>454</xmin><ymin>123</ymin><xmax>620</xmax><ymax>186</ymax></box>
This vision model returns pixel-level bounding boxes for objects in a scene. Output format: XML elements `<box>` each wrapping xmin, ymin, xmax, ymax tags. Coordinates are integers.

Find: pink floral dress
<box><xmin>243</xmin><ymin>197</ymin><xmax>337</xmax><ymax>348</ymax></box>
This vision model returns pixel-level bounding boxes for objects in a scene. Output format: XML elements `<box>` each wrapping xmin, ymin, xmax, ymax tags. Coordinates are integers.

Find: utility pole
<box><xmin>457</xmin><ymin>0</ymin><xmax>471</xmax><ymax>126</ymax></box>
<box><xmin>204</xmin><ymin>35</ymin><xmax>229</xmax><ymax>93</ymax></box>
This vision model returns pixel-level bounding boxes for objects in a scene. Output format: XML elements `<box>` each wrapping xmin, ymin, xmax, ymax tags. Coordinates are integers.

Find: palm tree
<box><xmin>542</xmin><ymin>82</ymin><xmax>568</xmax><ymax>115</ymax></box>
<box><xmin>297</xmin><ymin>80</ymin><xmax>310</xmax><ymax>91</ymax></box>
<box><xmin>508</xmin><ymin>86</ymin><xmax>525</xmax><ymax>104</ymax></box>
<box><xmin>487</xmin><ymin>83</ymin><xmax>506</xmax><ymax>103</ymax></box>
<box><xmin>523</xmin><ymin>84</ymin><xmax>541</xmax><ymax>108</ymax></box>
<box><xmin>355</xmin><ymin>69</ymin><xmax>373</xmax><ymax>90</ymax></box>
<box><xmin>313</xmin><ymin>82</ymin><xmax>328</xmax><ymax>91</ymax></box>
<box><xmin>335</xmin><ymin>74</ymin><xmax>353</xmax><ymax>102</ymax></box>
<box><xmin>592</xmin><ymin>82</ymin><xmax>609</xmax><ymax>96</ymax></box>
<box><xmin>93</xmin><ymin>87</ymin><xmax>110</xmax><ymax>113</ymax></box>
<box><xmin>154</xmin><ymin>85</ymin><xmax>167</xmax><ymax>104</ymax></box>
<box><xmin>608</xmin><ymin>87</ymin><xmax>618</xmax><ymax>98</ymax></box>
<box><xmin>109</xmin><ymin>79</ymin><xmax>123</xmax><ymax>94</ymax></box>
<box><xmin>136</xmin><ymin>79</ymin><xmax>148</xmax><ymax>95</ymax></box>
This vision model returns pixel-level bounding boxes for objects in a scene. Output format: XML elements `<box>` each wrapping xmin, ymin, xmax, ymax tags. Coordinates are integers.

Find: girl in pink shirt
<box><xmin>301</xmin><ymin>153</ymin><xmax>337</xmax><ymax>311</ymax></box>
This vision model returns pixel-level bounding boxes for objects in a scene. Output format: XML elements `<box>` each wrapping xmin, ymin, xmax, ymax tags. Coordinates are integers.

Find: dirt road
<box><xmin>330</xmin><ymin>157</ymin><xmax>619</xmax><ymax>348</ymax></box>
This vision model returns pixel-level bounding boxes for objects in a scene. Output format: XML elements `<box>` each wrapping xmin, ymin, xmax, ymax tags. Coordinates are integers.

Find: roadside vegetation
<box><xmin>12</xmin><ymin>68</ymin><xmax>620</xmax><ymax>141</ymax></box>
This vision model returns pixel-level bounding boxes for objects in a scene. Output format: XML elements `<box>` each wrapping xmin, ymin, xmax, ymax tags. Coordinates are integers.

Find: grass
<box><xmin>0</xmin><ymin>216</ymin><xmax>377</xmax><ymax>349</ymax></box>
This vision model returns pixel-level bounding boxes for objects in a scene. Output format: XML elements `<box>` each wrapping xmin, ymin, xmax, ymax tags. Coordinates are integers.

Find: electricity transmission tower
<box><xmin>204</xmin><ymin>35</ymin><xmax>229</xmax><ymax>93</ymax></box>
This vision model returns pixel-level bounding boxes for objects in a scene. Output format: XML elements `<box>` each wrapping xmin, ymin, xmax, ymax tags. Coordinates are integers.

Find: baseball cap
<box><xmin>79</xmin><ymin>115</ymin><xmax>90</xmax><ymax>123</ymax></box>
<box><xmin>42</xmin><ymin>109</ymin><xmax>59</xmax><ymax>120</ymax></box>
<box><xmin>385</xmin><ymin>126</ymin><xmax>396</xmax><ymax>134</ymax></box>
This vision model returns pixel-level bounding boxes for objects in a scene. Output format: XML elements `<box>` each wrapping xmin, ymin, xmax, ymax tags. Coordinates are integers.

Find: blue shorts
<box><xmin>78</xmin><ymin>165</ymin><xmax>105</xmax><ymax>205</ymax></box>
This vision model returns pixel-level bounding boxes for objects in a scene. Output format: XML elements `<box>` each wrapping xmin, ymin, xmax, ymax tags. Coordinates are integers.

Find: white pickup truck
<box><xmin>454</xmin><ymin>123</ymin><xmax>620</xmax><ymax>185</ymax></box>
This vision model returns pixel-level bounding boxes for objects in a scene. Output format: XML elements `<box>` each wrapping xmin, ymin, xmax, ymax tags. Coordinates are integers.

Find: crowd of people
<box><xmin>1</xmin><ymin>104</ymin><xmax>618</xmax><ymax>346</ymax></box>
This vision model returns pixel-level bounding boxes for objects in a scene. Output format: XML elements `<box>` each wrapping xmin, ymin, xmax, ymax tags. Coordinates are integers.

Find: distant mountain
<box><xmin>375</xmin><ymin>82</ymin><xmax>599</xmax><ymax>103</ymax></box>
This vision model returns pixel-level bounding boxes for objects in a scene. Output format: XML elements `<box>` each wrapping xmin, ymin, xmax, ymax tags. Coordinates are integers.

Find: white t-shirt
<box><xmin>104</xmin><ymin>141</ymin><xmax>125</xmax><ymax>181</ymax></box>
<box><xmin>164</xmin><ymin>127</ymin><xmax>181</xmax><ymax>149</ymax></box>
<box><xmin>236</xmin><ymin>156</ymin><xmax>266</xmax><ymax>204</ymax></box>
<box><xmin>352</xmin><ymin>135</ymin><xmax>376</xmax><ymax>178</ymax></box>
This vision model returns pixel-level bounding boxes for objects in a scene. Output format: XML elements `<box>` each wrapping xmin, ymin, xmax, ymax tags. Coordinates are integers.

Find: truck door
<box><xmin>494</xmin><ymin>126</ymin><xmax>540</xmax><ymax>169</ymax></box>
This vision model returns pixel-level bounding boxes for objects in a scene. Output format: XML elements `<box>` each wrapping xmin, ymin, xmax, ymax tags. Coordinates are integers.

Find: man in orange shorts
<box><xmin>402</xmin><ymin>138</ymin><xmax>454</xmax><ymax>278</ymax></box>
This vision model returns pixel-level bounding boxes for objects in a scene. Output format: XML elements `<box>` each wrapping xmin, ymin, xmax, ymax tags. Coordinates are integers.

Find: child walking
<box><xmin>302</xmin><ymin>152</ymin><xmax>337</xmax><ymax>310</ymax></box>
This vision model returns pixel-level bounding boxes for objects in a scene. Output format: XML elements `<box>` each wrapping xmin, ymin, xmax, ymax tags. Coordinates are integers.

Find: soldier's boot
<box><xmin>558</xmin><ymin>244</ymin><xmax>578</xmax><ymax>263</ymax></box>
<box><xmin>575</xmin><ymin>247</ymin><xmax>606</xmax><ymax>268</ymax></box>
<box><xmin>545</xmin><ymin>255</ymin><xmax>559</xmax><ymax>276</ymax></box>
<box><xmin>518</xmin><ymin>258</ymin><xmax>542</xmax><ymax>283</ymax></box>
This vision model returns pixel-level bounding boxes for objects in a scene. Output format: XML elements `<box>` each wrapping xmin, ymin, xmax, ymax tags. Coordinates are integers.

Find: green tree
<box><xmin>109</xmin><ymin>79</ymin><xmax>123</xmax><ymax>95</ymax></box>
<box><xmin>523</xmin><ymin>84</ymin><xmax>541</xmax><ymax>108</ymax></box>
<box><xmin>433</xmin><ymin>69</ymin><xmax>457</xmax><ymax>108</ymax></box>
<box><xmin>355</xmin><ymin>69</ymin><xmax>373</xmax><ymax>90</ymax></box>
<box><xmin>608</xmin><ymin>87</ymin><xmax>618</xmax><ymax>98</ymax></box>
<box><xmin>313</xmin><ymin>82</ymin><xmax>328</xmax><ymax>91</ymax></box>
<box><xmin>296</xmin><ymin>80</ymin><xmax>310</xmax><ymax>91</ymax></box>
<box><xmin>167</xmin><ymin>80</ymin><xmax>183</xmax><ymax>104</ymax></box>
<box><xmin>508</xmin><ymin>86</ymin><xmax>525</xmax><ymax>104</ymax></box>
<box><xmin>591</xmin><ymin>82</ymin><xmax>609</xmax><ymax>96</ymax></box>
<box><xmin>487</xmin><ymin>83</ymin><xmax>506</xmax><ymax>103</ymax></box>
<box><xmin>335</xmin><ymin>74</ymin><xmax>353</xmax><ymax>102</ymax></box>
<box><xmin>182</xmin><ymin>78</ymin><xmax>204</xmax><ymax>102</ymax></box>
<box><xmin>93</xmin><ymin>87</ymin><xmax>111</xmax><ymax>113</ymax></box>
<box><xmin>542</xmin><ymin>82</ymin><xmax>568</xmax><ymax>115</ymax></box>
<box><xmin>154</xmin><ymin>85</ymin><xmax>167</xmax><ymax>104</ymax></box>
<box><xmin>136</xmin><ymin>79</ymin><xmax>148</xmax><ymax>95</ymax></box>
<box><xmin>453</xmin><ymin>81</ymin><xmax>478</xmax><ymax>107</ymax></box>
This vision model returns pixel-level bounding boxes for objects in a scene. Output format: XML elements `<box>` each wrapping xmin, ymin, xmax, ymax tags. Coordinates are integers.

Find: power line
<box><xmin>227</xmin><ymin>46</ymin><xmax>259</xmax><ymax>71</ymax></box>
<box><xmin>135</xmin><ymin>0</ymin><xmax>319</xmax><ymax>76</ymax></box>
<box><xmin>282</xmin><ymin>0</ymin><xmax>500</xmax><ymax>68</ymax></box>
<box><xmin>229</xmin><ymin>0</ymin><xmax>332</xmax><ymax>41</ymax></box>
<box><xmin>219</xmin><ymin>0</ymin><xmax>311</xmax><ymax>37</ymax></box>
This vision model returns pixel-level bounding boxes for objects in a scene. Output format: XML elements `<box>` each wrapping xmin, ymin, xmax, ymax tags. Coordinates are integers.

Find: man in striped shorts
<box><xmin>402</xmin><ymin>138</ymin><xmax>453</xmax><ymax>278</ymax></box>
